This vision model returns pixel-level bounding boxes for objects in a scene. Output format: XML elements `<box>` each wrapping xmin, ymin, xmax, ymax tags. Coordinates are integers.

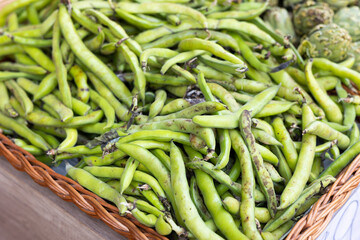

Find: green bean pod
<box><xmin>239</xmin><ymin>110</ymin><xmax>277</xmax><ymax>217</ymax></box>
<box><xmin>252</xmin><ymin>128</ymin><xmax>283</xmax><ymax>147</ymax></box>
<box><xmin>119</xmin><ymin>158</ymin><xmax>140</xmax><ymax>195</ymax></box>
<box><xmin>118</xmin><ymin>43</ymin><xmax>146</xmax><ymax>103</ymax></box>
<box><xmin>67</xmin><ymin>165</ymin><xmax>127</xmax><ymax>215</ymax></box>
<box><xmin>229</xmin><ymin>129</ymin><xmax>262</xmax><ymax>239</ymax></box>
<box><xmin>26</xmin><ymin>110</ymin><xmax>104</xmax><ymax>128</ymax></box>
<box><xmin>151</xmin><ymin>101</ymin><xmax>226</xmax><ymax>122</ymax></box>
<box><xmin>264</xmin><ymin>175</ymin><xmax>335</xmax><ymax>232</ymax></box>
<box><xmin>89</xmin><ymin>89</ymin><xmax>115</xmax><ymax>130</ymax></box>
<box><xmin>117</xmin><ymin>143</ymin><xmax>182</xmax><ymax>223</ymax></box>
<box><xmin>179</xmin><ymin>38</ymin><xmax>245</xmax><ymax>66</ymax></box>
<box><xmin>33</xmin><ymin>72</ymin><xmax>57</xmax><ymax>101</ymax></box>
<box><xmin>0</xmin><ymin>0</ymin><xmax>39</xmax><ymax>26</ymax></box>
<box><xmin>126</xmin><ymin>119</ymin><xmax>215</xmax><ymax>150</ymax></box>
<box><xmin>305</xmin><ymin>60</ymin><xmax>342</xmax><ymax>123</ymax></box>
<box><xmin>0</xmin><ymin>82</ymin><xmax>18</xmax><ymax>117</ymax></box>
<box><xmin>0</xmin><ymin>112</ymin><xmax>50</xmax><ymax>150</ymax></box>
<box><xmin>170</xmin><ymin>142</ymin><xmax>223</xmax><ymax>239</ymax></box>
<box><xmin>279</xmin><ymin>104</ymin><xmax>316</xmax><ymax>210</ymax></box>
<box><xmin>160</xmin><ymin>99</ymin><xmax>191</xmax><ymax>115</ymax></box>
<box><xmin>84</xmin><ymin>166</ymin><xmax>166</xmax><ymax>198</ymax></box>
<box><xmin>16</xmin><ymin>78</ymin><xmax>74</xmax><ymax>122</ymax></box>
<box><xmin>59</xmin><ymin>5</ymin><xmax>132</xmax><ymax>107</ymax></box>
<box><xmin>5</xmin><ymin>79</ymin><xmax>33</xmax><ymax>115</ymax></box>
<box><xmin>149</xmin><ymin>90</ymin><xmax>167</xmax><ymax>119</ymax></box>
<box><xmin>69</xmin><ymin>65</ymin><xmax>90</xmax><ymax>103</ymax></box>
<box><xmin>303</xmin><ymin>121</ymin><xmax>350</xmax><ymax>150</ymax></box>
<box><xmin>185</xmin><ymin>146</ymin><xmax>249</xmax><ymax>240</ymax></box>
<box><xmin>117</xmin><ymin>2</ymin><xmax>207</xmax><ymax>29</ymax></box>
<box><xmin>272</xmin><ymin>117</ymin><xmax>298</xmax><ymax>171</ymax></box>
<box><xmin>207</xmin><ymin>1</ymin><xmax>267</xmax><ymax>20</ymax></box>
<box><xmin>193</xmin><ymin>85</ymin><xmax>280</xmax><ymax>129</ymax></box>
<box><xmin>0</xmin><ymin>62</ymin><xmax>46</xmax><ymax>75</ymax></box>
<box><xmin>12</xmin><ymin>138</ymin><xmax>43</xmax><ymax>156</ymax></box>
<box><xmin>186</xmin><ymin>160</ymin><xmax>265</xmax><ymax>202</ymax></box>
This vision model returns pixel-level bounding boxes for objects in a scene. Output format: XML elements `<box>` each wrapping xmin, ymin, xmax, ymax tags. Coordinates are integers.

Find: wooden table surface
<box><xmin>0</xmin><ymin>156</ymin><xmax>127</xmax><ymax>240</ymax></box>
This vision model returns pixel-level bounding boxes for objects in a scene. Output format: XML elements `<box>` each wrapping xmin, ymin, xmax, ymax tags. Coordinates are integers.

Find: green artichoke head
<box><xmin>298</xmin><ymin>23</ymin><xmax>352</xmax><ymax>62</ymax></box>
<box><xmin>293</xmin><ymin>1</ymin><xmax>334</xmax><ymax>36</ymax></box>
<box><xmin>264</xmin><ymin>7</ymin><xmax>297</xmax><ymax>43</ymax></box>
<box><xmin>318</xmin><ymin>0</ymin><xmax>358</xmax><ymax>10</ymax></box>
<box><xmin>350</xmin><ymin>41</ymin><xmax>360</xmax><ymax>72</ymax></box>
<box><xmin>334</xmin><ymin>6</ymin><xmax>360</xmax><ymax>42</ymax></box>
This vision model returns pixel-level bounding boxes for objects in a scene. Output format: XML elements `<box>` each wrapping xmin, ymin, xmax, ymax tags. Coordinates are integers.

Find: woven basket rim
<box><xmin>1</xmin><ymin>133</ymin><xmax>360</xmax><ymax>240</ymax></box>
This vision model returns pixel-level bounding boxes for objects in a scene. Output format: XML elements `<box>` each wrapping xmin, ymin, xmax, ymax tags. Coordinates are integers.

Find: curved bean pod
<box><xmin>161</xmin><ymin>50</ymin><xmax>206</xmax><ymax>74</ymax></box>
<box><xmin>5</xmin><ymin>79</ymin><xmax>33</xmax><ymax>115</ymax></box>
<box><xmin>0</xmin><ymin>82</ymin><xmax>18</xmax><ymax>117</ymax></box>
<box><xmin>126</xmin><ymin>119</ymin><xmax>215</xmax><ymax>150</ymax></box>
<box><xmin>119</xmin><ymin>158</ymin><xmax>140</xmax><ymax>195</ymax></box>
<box><xmin>305</xmin><ymin>60</ymin><xmax>342</xmax><ymax>123</ymax></box>
<box><xmin>279</xmin><ymin>104</ymin><xmax>316</xmax><ymax>210</ymax></box>
<box><xmin>143</xmin><ymin>30</ymin><xmax>239</xmax><ymax>51</ymax></box>
<box><xmin>0</xmin><ymin>62</ymin><xmax>46</xmax><ymax>75</ymax></box>
<box><xmin>170</xmin><ymin>142</ymin><xmax>223</xmax><ymax>239</ymax></box>
<box><xmin>16</xmin><ymin>78</ymin><xmax>74</xmax><ymax>122</ymax></box>
<box><xmin>69</xmin><ymin>65</ymin><xmax>90</xmax><ymax>103</ymax></box>
<box><xmin>26</xmin><ymin>110</ymin><xmax>104</xmax><ymax>128</ymax></box>
<box><xmin>0</xmin><ymin>0</ymin><xmax>38</xmax><ymax>26</ymax></box>
<box><xmin>150</xmin><ymin>101</ymin><xmax>226</xmax><ymax>122</ymax></box>
<box><xmin>84</xmin><ymin>166</ymin><xmax>166</xmax><ymax>198</ymax></box>
<box><xmin>264</xmin><ymin>175</ymin><xmax>335</xmax><ymax>232</ymax></box>
<box><xmin>33</xmin><ymin>72</ymin><xmax>57</xmax><ymax>101</ymax></box>
<box><xmin>140</xmin><ymin>48</ymin><xmax>178</xmax><ymax>70</ymax></box>
<box><xmin>58</xmin><ymin>128</ymin><xmax>78</xmax><ymax>151</ymax></box>
<box><xmin>67</xmin><ymin>165</ymin><xmax>127</xmax><ymax>215</ymax></box>
<box><xmin>58</xmin><ymin>5</ymin><xmax>132</xmax><ymax>107</ymax></box>
<box><xmin>229</xmin><ymin>129</ymin><xmax>262</xmax><ymax>239</ymax></box>
<box><xmin>0</xmin><ymin>112</ymin><xmax>50</xmax><ymax>150</ymax></box>
<box><xmin>184</xmin><ymin>146</ymin><xmax>249</xmax><ymax>240</ymax></box>
<box><xmin>160</xmin><ymin>99</ymin><xmax>191</xmax><ymax>115</ymax></box>
<box><xmin>303</xmin><ymin>121</ymin><xmax>350</xmax><ymax>150</ymax></box>
<box><xmin>179</xmin><ymin>38</ymin><xmax>245</xmax><ymax>66</ymax></box>
<box><xmin>186</xmin><ymin>160</ymin><xmax>265</xmax><ymax>202</ymax></box>
<box><xmin>117</xmin><ymin>2</ymin><xmax>207</xmax><ymax>29</ymax></box>
<box><xmin>239</xmin><ymin>110</ymin><xmax>277</xmax><ymax>217</ymax></box>
<box><xmin>272</xmin><ymin>117</ymin><xmax>298</xmax><ymax>171</ymax></box>
<box><xmin>193</xmin><ymin>85</ymin><xmax>280</xmax><ymax>128</ymax></box>
<box><xmin>149</xmin><ymin>90</ymin><xmax>167</xmax><ymax>119</ymax></box>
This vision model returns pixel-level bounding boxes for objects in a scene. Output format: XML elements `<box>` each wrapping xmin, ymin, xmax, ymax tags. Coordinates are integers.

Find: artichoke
<box><xmin>264</xmin><ymin>7</ymin><xmax>297</xmax><ymax>43</ymax></box>
<box><xmin>293</xmin><ymin>1</ymin><xmax>334</xmax><ymax>36</ymax></box>
<box><xmin>318</xmin><ymin>0</ymin><xmax>358</xmax><ymax>10</ymax></box>
<box><xmin>298</xmin><ymin>23</ymin><xmax>352</xmax><ymax>62</ymax></box>
<box><xmin>350</xmin><ymin>42</ymin><xmax>360</xmax><ymax>72</ymax></box>
<box><xmin>334</xmin><ymin>6</ymin><xmax>360</xmax><ymax>42</ymax></box>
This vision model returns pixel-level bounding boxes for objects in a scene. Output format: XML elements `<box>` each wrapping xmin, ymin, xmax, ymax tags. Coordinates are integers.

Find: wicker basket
<box><xmin>1</xmin><ymin>133</ymin><xmax>360</xmax><ymax>240</ymax></box>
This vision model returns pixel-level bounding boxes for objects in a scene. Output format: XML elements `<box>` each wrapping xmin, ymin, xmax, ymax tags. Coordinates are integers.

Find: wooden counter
<box><xmin>0</xmin><ymin>156</ymin><xmax>127</xmax><ymax>240</ymax></box>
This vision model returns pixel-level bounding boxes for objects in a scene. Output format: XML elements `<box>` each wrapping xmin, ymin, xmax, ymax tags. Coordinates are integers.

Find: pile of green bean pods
<box><xmin>1</xmin><ymin>0</ymin><xmax>360</xmax><ymax>239</ymax></box>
